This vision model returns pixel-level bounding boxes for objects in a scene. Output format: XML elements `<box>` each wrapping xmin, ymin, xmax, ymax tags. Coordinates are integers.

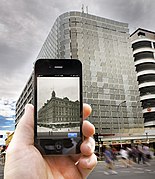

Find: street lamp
<box><xmin>117</xmin><ymin>100</ymin><xmax>126</xmax><ymax>148</ymax></box>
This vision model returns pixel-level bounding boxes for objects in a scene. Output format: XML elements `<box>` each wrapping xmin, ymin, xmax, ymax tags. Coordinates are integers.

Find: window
<box><xmin>138</xmin><ymin>32</ymin><xmax>145</xmax><ymax>37</ymax></box>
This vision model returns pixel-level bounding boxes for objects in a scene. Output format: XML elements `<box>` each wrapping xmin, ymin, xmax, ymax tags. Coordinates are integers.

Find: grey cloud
<box><xmin>0</xmin><ymin>0</ymin><xmax>58</xmax><ymax>99</ymax></box>
<box><xmin>0</xmin><ymin>43</ymin><xmax>27</xmax><ymax>73</ymax></box>
<box><xmin>0</xmin><ymin>0</ymin><xmax>155</xmax><ymax>100</ymax></box>
<box><xmin>93</xmin><ymin>0</ymin><xmax>155</xmax><ymax>32</ymax></box>
<box><xmin>0</xmin><ymin>0</ymin><xmax>79</xmax><ymax>79</ymax></box>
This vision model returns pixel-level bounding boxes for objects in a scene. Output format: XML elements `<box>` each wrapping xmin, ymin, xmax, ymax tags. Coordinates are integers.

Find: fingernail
<box><xmin>24</xmin><ymin>104</ymin><xmax>33</xmax><ymax>114</ymax></box>
<box><xmin>24</xmin><ymin>104</ymin><xmax>29</xmax><ymax>113</ymax></box>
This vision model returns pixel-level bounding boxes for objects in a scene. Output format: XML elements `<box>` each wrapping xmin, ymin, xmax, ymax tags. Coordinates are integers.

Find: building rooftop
<box><xmin>130</xmin><ymin>28</ymin><xmax>155</xmax><ymax>37</ymax></box>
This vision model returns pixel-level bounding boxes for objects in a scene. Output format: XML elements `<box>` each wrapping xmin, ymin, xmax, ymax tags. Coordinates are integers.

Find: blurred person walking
<box><xmin>126</xmin><ymin>147</ymin><xmax>134</xmax><ymax>166</ymax></box>
<box><xmin>103</xmin><ymin>145</ymin><xmax>117</xmax><ymax>175</ymax></box>
<box><xmin>143</xmin><ymin>144</ymin><xmax>151</xmax><ymax>166</ymax></box>
<box><xmin>120</xmin><ymin>147</ymin><xmax>130</xmax><ymax>167</ymax></box>
<box><xmin>137</xmin><ymin>143</ymin><xmax>145</xmax><ymax>164</ymax></box>
<box><xmin>132</xmin><ymin>146</ymin><xmax>139</xmax><ymax>163</ymax></box>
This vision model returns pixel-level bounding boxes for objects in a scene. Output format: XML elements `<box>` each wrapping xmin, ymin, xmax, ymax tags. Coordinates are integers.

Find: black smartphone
<box><xmin>34</xmin><ymin>59</ymin><xmax>83</xmax><ymax>155</ymax></box>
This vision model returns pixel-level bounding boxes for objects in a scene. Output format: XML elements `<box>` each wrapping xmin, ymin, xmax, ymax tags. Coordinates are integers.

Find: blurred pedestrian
<box><xmin>143</xmin><ymin>144</ymin><xmax>151</xmax><ymax>166</ymax></box>
<box><xmin>111</xmin><ymin>147</ymin><xmax>118</xmax><ymax>161</ymax></box>
<box><xmin>120</xmin><ymin>147</ymin><xmax>130</xmax><ymax>167</ymax></box>
<box><xmin>104</xmin><ymin>145</ymin><xmax>117</xmax><ymax>175</ymax></box>
<box><xmin>137</xmin><ymin>143</ymin><xmax>145</xmax><ymax>164</ymax></box>
<box><xmin>126</xmin><ymin>147</ymin><xmax>134</xmax><ymax>166</ymax></box>
<box><xmin>132</xmin><ymin>146</ymin><xmax>138</xmax><ymax>163</ymax></box>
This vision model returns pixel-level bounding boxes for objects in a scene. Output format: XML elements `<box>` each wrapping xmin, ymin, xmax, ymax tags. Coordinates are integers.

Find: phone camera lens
<box><xmin>55</xmin><ymin>141</ymin><xmax>63</xmax><ymax>152</ymax></box>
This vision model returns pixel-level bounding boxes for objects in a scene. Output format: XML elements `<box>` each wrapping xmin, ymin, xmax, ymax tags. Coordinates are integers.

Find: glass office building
<box><xmin>130</xmin><ymin>28</ymin><xmax>155</xmax><ymax>128</ymax></box>
<box><xmin>16</xmin><ymin>11</ymin><xmax>144</xmax><ymax>136</ymax></box>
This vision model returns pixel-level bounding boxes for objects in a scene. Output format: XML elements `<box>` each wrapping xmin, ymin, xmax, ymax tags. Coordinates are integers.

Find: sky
<box><xmin>0</xmin><ymin>0</ymin><xmax>155</xmax><ymax>101</ymax></box>
<box><xmin>38</xmin><ymin>77</ymin><xmax>79</xmax><ymax>109</ymax></box>
<box><xmin>0</xmin><ymin>0</ymin><xmax>155</xmax><ymax>132</ymax></box>
<box><xmin>0</xmin><ymin>98</ymin><xmax>15</xmax><ymax>144</ymax></box>
<box><xmin>0</xmin><ymin>98</ymin><xmax>15</xmax><ymax>138</ymax></box>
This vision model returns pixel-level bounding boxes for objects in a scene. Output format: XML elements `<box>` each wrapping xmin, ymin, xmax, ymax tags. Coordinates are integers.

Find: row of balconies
<box><xmin>132</xmin><ymin>38</ymin><xmax>155</xmax><ymax>127</ymax></box>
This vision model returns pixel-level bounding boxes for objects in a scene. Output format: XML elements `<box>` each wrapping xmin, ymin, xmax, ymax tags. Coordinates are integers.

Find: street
<box><xmin>88</xmin><ymin>159</ymin><xmax>155</xmax><ymax>179</ymax></box>
<box><xmin>0</xmin><ymin>158</ymin><xmax>155</xmax><ymax>179</ymax></box>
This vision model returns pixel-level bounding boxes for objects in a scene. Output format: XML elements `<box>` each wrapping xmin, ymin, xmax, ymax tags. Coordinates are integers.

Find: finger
<box><xmin>82</xmin><ymin>120</ymin><xmax>95</xmax><ymax>138</ymax></box>
<box><xmin>10</xmin><ymin>104</ymin><xmax>34</xmax><ymax>146</ymax></box>
<box><xmin>80</xmin><ymin>137</ymin><xmax>95</xmax><ymax>156</ymax></box>
<box><xmin>77</xmin><ymin>153</ymin><xmax>97</xmax><ymax>178</ymax></box>
<box><xmin>83</xmin><ymin>103</ymin><xmax>92</xmax><ymax>119</ymax></box>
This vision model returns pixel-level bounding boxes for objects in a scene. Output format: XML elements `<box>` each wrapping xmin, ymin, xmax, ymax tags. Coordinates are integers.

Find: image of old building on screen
<box><xmin>37</xmin><ymin>77</ymin><xmax>80</xmax><ymax>135</ymax></box>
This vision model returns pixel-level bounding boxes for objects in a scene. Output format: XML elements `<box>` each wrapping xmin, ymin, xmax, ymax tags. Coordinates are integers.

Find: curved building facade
<box><xmin>130</xmin><ymin>28</ymin><xmax>155</xmax><ymax>128</ymax></box>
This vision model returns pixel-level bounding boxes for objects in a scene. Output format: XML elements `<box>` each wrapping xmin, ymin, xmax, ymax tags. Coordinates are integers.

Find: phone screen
<box><xmin>34</xmin><ymin>60</ymin><xmax>82</xmax><ymax>155</ymax></box>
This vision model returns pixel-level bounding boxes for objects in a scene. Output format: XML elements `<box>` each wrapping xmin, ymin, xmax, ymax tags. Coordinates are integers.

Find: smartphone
<box><xmin>34</xmin><ymin>59</ymin><xmax>83</xmax><ymax>155</ymax></box>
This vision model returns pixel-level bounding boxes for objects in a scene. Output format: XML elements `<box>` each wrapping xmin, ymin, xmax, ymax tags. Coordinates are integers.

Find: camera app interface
<box><xmin>37</xmin><ymin>76</ymin><xmax>81</xmax><ymax>154</ymax></box>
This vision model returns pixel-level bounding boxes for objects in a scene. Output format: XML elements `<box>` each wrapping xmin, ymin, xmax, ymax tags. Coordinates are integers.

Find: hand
<box><xmin>4</xmin><ymin>104</ymin><xmax>97</xmax><ymax>179</ymax></box>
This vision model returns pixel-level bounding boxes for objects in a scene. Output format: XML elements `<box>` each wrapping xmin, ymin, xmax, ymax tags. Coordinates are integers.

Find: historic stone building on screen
<box><xmin>38</xmin><ymin>90</ymin><xmax>80</xmax><ymax>129</ymax></box>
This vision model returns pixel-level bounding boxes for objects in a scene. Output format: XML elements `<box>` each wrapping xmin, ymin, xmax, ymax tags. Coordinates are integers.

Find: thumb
<box><xmin>10</xmin><ymin>104</ymin><xmax>34</xmax><ymax>147</ymax></box>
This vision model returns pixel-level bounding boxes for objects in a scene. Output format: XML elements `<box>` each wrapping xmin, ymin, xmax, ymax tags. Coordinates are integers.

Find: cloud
<box><xmin>0</xmin><ymin>0</ymin><xmax>53</xmax><ymax>98</ymax></box>
<box><xmin>5</xmin><ymin>117</ymin><xmax>15</xmax><ymax>121</ymax></box>
<box><xmin>88</xmin><ymin>0</ymin><xmax>155</xmax><ymax>33</ymax></box>
<box><xmin>0</xmin><ymin>99</ymin><xmax>15</xmax><ymax>131</ymax></box>
<box><xmin>0</xmin><ymin>99</ymin><xmax>15</xmax><ymax>117</ymax></box>
<box><xmin>0</xmin><ymin>115</ymin><xmax>15</xmax><ymax>131</ymax></box>
<box><xmin>1</xmin><ymin>126</ymin><xmax>12</xmax><ymax>128</ymax></box>
<box><xmin>0</xmin><ymin>0</ymin><xmax>155</xmax><ymax>100</ymax></box>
